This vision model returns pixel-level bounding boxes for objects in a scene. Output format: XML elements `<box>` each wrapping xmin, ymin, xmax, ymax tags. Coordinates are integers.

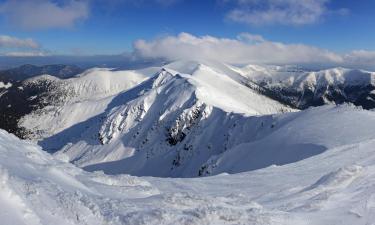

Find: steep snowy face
<box><xmin>239</xmin><ymin>65</ymin><xmax>375</xmax><ymax>109</ymax></box>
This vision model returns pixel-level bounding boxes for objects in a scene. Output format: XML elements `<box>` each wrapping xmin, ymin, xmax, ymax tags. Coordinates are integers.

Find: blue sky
<box><xmin>1</xmin><ymin>0</ymin><xmax>375</xmax><ymax>68</ymax></box>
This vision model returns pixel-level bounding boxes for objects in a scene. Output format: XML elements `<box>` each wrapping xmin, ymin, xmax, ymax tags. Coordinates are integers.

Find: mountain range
<box><xmin>1</xmin><ymin>61</ymin><xmax>374</xmax><ymax>178</ymax></box>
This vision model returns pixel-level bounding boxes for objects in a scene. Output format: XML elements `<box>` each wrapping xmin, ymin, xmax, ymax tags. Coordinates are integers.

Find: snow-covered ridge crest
<box><xmin>163</xmin><ymin>60</ymin><xmax>294</xmax><ymax>115</ymax></box>
<box><xmin>23</xmin><ymin>67</ymin><xmax>154</xmax><ymax>102</ymax></box>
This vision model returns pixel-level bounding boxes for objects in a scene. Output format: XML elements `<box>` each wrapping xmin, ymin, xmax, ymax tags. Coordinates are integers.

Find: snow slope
<box><xmin>2</xmin><ymin>104</ymin><xmax>375</xmax><ymax>224</ymax></box>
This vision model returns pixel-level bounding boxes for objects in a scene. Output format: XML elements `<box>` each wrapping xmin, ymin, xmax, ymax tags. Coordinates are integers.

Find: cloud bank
<box><xmin>0</xmin><ymin>0</ymin><xmax>89</xmax><ymax>30</ymax></box>
<box><xmin>3</xmin><ymin>32</ymin><xmax>375</xmax><ymax>70</ymax></box>
<box><xmin>133</xmin><ymin>32</ymin><xmax>375</xmax><ymax>69</ymax></box>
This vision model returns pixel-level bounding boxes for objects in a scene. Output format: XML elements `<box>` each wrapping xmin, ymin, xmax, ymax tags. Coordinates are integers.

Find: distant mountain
<box><xmin>0</xmin><ymin>64</ymin><xmax>83</xmax><ymax>82</ymax></box>
<box><xmin>238</xmin><ymin>65</ymin><xmax>375</xmax><ymax>110</ymax></box>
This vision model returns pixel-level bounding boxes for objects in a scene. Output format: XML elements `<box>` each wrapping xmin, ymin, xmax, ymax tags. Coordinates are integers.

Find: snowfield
<box><xmin>2</xmin><ymin>104</ymin><xmax>375</xmax><ymax>224</ymax></box>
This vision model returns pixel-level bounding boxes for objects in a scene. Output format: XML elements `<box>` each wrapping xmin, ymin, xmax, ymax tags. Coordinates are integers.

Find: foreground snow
<box><xmin>2</xmin><ymin>104</ymin><xmax>375</xmax><ymax>224</ymax></box>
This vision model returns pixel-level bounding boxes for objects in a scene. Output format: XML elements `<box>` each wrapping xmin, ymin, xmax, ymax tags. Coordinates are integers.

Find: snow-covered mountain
<box><xmin>1</xmin><ymin>60</ymin><xmax>375</xmax><ymax>177</ymax></box>
<box><xmin>237</xmin><ymin>65</ymin><xmax>375</xmax><ymax>109</ymax></box>
<box><xmin>1</xmin><ymin>60</ymin><xmax>369</xmax><ymax>178</ymax></box>
<box><xmin>14</xmin><ymin>61</ymin><xmax>293</xmax><ymax>177</ymax></box>
<box><xmin>3</xmin><ymin>61</ymin><xmax>375</xmax><ymax>140</ymax></box>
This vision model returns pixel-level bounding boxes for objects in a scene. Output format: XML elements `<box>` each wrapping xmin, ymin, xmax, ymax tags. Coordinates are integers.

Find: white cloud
<box><xmin>224</xmin><ymin>0</ymin><xmax>336</xmax><ymax>26</ymax></box>
<box><xmin>133</xmin><ymin>32</ymin><xmax>375</xmax><ymax>70</ymax></box>
<box><xmin>133</xmin><ymin>32</ymin><xmax>343</xmax><ymax>65</ymax></box>
<box><xmin>0</xmin><ymin>35</ymin><xmax>39</xmax><ymax>48</ymax></box>
<box><xmin>0</xmin><ymin>0</ymin><xmax>89</xmax><ymax>30</ymax></box>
